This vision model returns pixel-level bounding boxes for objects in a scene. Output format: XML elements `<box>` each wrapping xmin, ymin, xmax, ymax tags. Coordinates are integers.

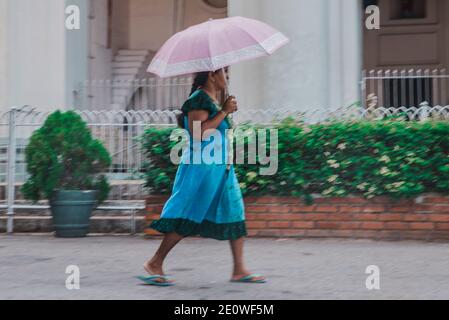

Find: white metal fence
<box><xmin>361</xmin><ymin>68</ymin><xmax>449</xmax><ymax>108</ymax></box>
<box><xmin>1</xmin><ymin>104</ymin><xmax>448</xmax><ymax>233</ymax></box>
<box><xmin>76</xmin><ymin>77</ymin><xmax>194</xmax><ymax>111</ymax></box>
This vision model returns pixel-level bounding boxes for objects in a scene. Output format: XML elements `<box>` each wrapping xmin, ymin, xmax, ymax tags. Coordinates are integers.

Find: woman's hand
<box><xmin>222</xmin><ymin>95</ymin><xmax>238</xmax><ymax>115</ymax></box>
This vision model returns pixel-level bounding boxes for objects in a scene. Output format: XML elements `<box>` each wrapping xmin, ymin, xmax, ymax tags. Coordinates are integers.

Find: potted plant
<box><xmin>22</xmin><ymin>111</ymin><xmax>111</xmax><ymax>237</ymax></box>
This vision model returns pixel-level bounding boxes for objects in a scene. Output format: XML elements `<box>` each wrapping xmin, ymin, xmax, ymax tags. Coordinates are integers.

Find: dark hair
<box><xmin>177</xmin><ymin>71</ymin><xmax>212</xmax><ymax>128</ymax></box>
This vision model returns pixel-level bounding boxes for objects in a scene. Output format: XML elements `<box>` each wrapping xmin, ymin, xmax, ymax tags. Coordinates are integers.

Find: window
<box><xmin>391</xmin><ymin>0</ymin><xmax>426</xmax><ymax>19</ymax></box>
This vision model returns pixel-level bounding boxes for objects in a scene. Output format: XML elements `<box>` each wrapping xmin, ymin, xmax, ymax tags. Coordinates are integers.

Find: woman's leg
<box><xmin>229</xmin><ymin>237</ymin><xmax>265</xmax><ymax>282</ymax></box>
<box><xmin>144</xmin><ymin>232</ymin><xmax>184</xmax><ymax>282</ymax></box>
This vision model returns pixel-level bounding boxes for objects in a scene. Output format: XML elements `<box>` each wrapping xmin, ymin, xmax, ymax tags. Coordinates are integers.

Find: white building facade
<box><xmin>0</xmin><ymin>0</ymin><xmax>366</xmax><ymax>113</ymax></box>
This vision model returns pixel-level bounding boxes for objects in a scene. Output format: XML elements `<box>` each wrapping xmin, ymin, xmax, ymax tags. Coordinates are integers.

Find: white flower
<box><xmin>379</xmin><ymin>167</ymin><xmax>390</xmax><ymax>175</ymax></box>
<box><xmin>337</xmin><ymin>143</ymin><xmax>347</xmax><ymax>150</ymax></box>
<box><xmin>322</xmin><ymin>187</ymin><xmax>335</xmax><ymax>195</ymax></box>
<box><xmin>280</xmin><ymin>181</ymin><xmax>287</xmax><ymax>186</ymax></box>
<box><xmin>327</xmin><ymin>175</ymin><xmax>338</xmax><ymax>183</ymax></box>
<box><xmin>246</xmin><ymin>171</ymin><xmax>258</xmax><ymax>181</ymax></box>
<box><xmin>379</xmin><ymin>155</ymin><xmax>391</xmax><ymax>163</ymax></box>
<box><xmin>324</xmin><ymin>152</ymin><xmax>331</xmax><ymax>157</ymax></box>
<box><xmin>357</xmin><ymin>182</ymin><xmax>368</xmax><ymax>190</ymax></box>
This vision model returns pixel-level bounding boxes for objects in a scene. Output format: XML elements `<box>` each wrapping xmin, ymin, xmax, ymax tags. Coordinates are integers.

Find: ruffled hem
<box><xmin>149</xmin><ymin>218</ymin><xmax>247</xmax><ymax>241</ymax></box>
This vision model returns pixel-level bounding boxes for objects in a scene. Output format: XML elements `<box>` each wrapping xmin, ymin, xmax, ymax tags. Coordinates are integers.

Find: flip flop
<box><xmin>137</xmin><ymin>275</ymin><xmax>175</xmax><ymax>287</ymax></box>
<box><xmin>230</xmin><ymin>274</ymin><xmax>266</xmax><ymax>284</ymax></box>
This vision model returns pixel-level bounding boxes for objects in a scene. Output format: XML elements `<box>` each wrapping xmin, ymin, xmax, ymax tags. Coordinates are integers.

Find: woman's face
<box><xmin>211</xmin><ymin>67</ymin><xmax>229</xmax><ymax>91</ymax></box>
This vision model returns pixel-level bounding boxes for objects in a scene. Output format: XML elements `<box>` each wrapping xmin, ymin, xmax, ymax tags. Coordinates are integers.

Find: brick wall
<box><xmin>145</xmin><ymin>194</ymin><xmax>449</xmax><ymax>241</ymax></box>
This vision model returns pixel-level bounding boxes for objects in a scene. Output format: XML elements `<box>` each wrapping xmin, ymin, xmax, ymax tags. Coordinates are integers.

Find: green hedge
<box><xmin>141</xmin><ymin>119</ymin><xmax>449</xmax><ymax>203</ymax></box>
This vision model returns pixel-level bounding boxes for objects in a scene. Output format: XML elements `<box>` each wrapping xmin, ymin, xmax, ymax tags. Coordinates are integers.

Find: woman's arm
<box><xmin>188</xmin><ymin>109</ymin><xmax>228</xmax><ymax>140</ymax></box>
<box><xmin>187</xmin><ymin>95</ymin><xmax>238</xmax><ymax>141</ymax></box>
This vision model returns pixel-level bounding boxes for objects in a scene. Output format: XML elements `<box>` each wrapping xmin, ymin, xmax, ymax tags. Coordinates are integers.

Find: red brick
<box><xmin>340</xmin><ymin>197</ymin><xmax>369</xmax><ymax>204</ymax></box>
<box><xmin>378</xmin><ymin>213</ymin><xmax>402</xmax><ymax>221</ymax></box>
<box><xmin>409</xmin><ymin>222</ymin><xmax>434</xmax><ymax>230</ymax></box>
<box><xmin>384</xmin><ymin>222</ymin><xmax>409</xmax><ymax>230</ymax></box>
<box><xmin>352</xmin><ymin>213</ymin><xmax>378</xmax><ymax>221</ymax></box>
<box><xmin>401</xmin><ymin>230</ymin><xmax>430</xmax><ymax>240</ymax></box>
<box><xmin>243</xmin><ymin>196</ymin><xmax>259</xmax><ymax>204</ymax></box>
<box><xmin>245</xmin><ymin>213</ymin><xmax>257</xmax><ymax>221</ymax></box>
<box><xmin>433</xmin><ymin>205</ymin><xmax>449</xmax><ymax>213</ymax></box>
<box><xmin>422</xmin><ymin>196</ymin><xmax>449</xmax><ymax>204</ymax></box>
<box><xmin>268</xmin><ymin>221</ymin><xmax>291</xmax><ymax>228</ymax></box>
<box><xmin>389</xmin><ymin>206</ymin><xmax>411</xmax><ymax>213</ymax></box>
<box><xmin>277</xmin><ymin>197</ymin><xmax>302</xmax><ymax>204</ymax></box>
<box><xmin>377</xmin><ymin>230</ymin><xmax>402</xmax><ymax>240</ymax></box>
<box><xmin>292</xmin><ymin>221</ymin><xmax>315</xmax><ymax>229</ymax></box>
<box><xmin>428</xmin><ymin>214</ymin><xmax>449</xmax><ymax>222</ymax></box>
<box><xmin>353</xmin><ymin>230</ymin><xmax>379</xmax><ymax>239</ymax></box>
<box><xmin>246</xmin><ymin>205</ymin><xmax>268</xmax><ymax>213</ymax></box>
<box><xmin>338</xmin><ymin>221</ymin><xmax>361</xmax><ymax>229</ymax></box>
<box><xmin>403</xmin><ymin>214</ymin><xmax>428</xmax><ymax>222</ymax></box>
<box><xmin>338</xmin><ymin>206</ymin><xmax>363</xmax><ymax>213</ymax></box>
<box><xmin>268</xmin><ymin>206</ymin><xmax>291</xmax><ymax>213</ymax></box>
<box><xmin>315</xmin><ymin>206</ymin><xmax>338</xmax><ymax>213</ymax></box>
<box><xmin>301</xmin><ymin>214</ymin><xmax>329</xmax><ymax>221</ymax></box>
<box><xmin>314</xmin><ymin>197</ymin><xmax>349</xmax><ymax>204</ymax></box>
<box><xmin>291</xmin><ymin>205</ymin><xmax>316</xmax><ymax>213</ymax></box>
<box><xmin>315</xmin><ymin>221</ymin><xmax>339</xmax><ymax>229</ymax></box>
<box><xmin>363</xmin><ymin>205</ymin><xmax>385</xmax><ymax>213</ymax></box>
<box><xmin>414</xmin><ymin>204</ymin><xmax>434</xmax><ymax>213</ymax></box>
<box><xmin>429</xmin><ymin>232</ymin><xmax>449</xmax><ymax>241</ymax></box>
<box><xmin>256</xmin><ymin>229</ymin><xmax>283</xmax><ymax>237</ymax></box>
<box><xmin>370</xmin><ymin>196</ymin><xmax>393</xmax><ymax>204</ymax></box>
<box><xmin>327</xmin><ymin>213</ymin><xmax>353</xmax><ymax>221</ymax></box>
<box><xmin>361</xmin><ymin>221</ymin><xmax>384</xmax><ymax>230</ymax></box>
<box><xmin>255</xmin><ymin>214</ymin><xmax>286</xmax><ymax>221</ymax></box>
<box><xmin>331</xmin><ymin>230</ymin><xmax>354</xmax><ymax>238</ymax></box>
<box><xmin>255</xmin><ymin>197</ymin><xmax>283</xmax><ymax>204</ymax></box>
<box><xmin>246</xmin><ymin>221</ymin><xmax>267</xmax><ymax>229</ymax></box>
<box><xmin>435</xmin><ymin>223</ymin><xmax>449</xmax><ymax>231</ymax></box>
<box><xmin>247</xmin><ymin>229</ymin><xmax>259</xmax><ymax>237</ymax></box>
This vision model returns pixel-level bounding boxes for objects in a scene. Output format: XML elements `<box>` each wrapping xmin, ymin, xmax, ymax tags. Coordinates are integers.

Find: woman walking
<box><xmin>140</xmin><ymin>69</ymin><xmax>266</xmax><ymax>286</ymax></box>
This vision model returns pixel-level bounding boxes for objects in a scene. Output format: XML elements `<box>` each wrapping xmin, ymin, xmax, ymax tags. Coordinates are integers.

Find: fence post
<box><xmin>419</xmin><ymin>101</ymin><xmax>430</xmax><ymax>121</ymax></box>
<box><xmin>6</xmin><ymin>107</ymin><xmax>17</xmax><ymax>234</ymax></box>
<box><xmin>361</xmin><ymin>70</ymin><xmax>366</xmax><ymax>109</ymax></box>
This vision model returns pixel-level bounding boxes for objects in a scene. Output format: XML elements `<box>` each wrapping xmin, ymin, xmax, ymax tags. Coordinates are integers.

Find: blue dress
<box><xmin>150</xmin><ymin>89</ymin><xmax>247</xmax><ymax>240</ymax></box>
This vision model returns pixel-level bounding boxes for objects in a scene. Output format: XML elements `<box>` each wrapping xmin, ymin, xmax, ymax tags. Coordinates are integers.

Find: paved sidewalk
<box><xmin>1</xmin><ymin>235</ymin><xmax>449</xmax><ymax>299</ymax></box>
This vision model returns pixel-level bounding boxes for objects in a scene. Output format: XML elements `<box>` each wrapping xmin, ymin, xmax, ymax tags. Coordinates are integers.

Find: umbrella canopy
<box><xmin>147</xmin><ymin>16</ymin><xmax>289</xmax><ymax>78</ymax></box>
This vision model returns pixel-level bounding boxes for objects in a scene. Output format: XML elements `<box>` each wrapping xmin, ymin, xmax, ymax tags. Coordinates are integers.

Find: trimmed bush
<box><xmin>141</xmin><ymin>119</ymin><xmax>449</xmax><ymax>203</ymax></box>
<box><xmin>22</xmin><ymin>110</ymin><xmax>112</xmax><ymax>203</ymax></box>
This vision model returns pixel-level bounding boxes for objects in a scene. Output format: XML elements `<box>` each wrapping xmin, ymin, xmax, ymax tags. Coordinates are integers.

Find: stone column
<box><xmin>228</xmin><ymin>0</ymin><xmax>362</xmax><ymax>116</ymax></box>
<box><xmin>0</xmin><ymin>0</ymin><xmax>8</xmax><ymax>110</ymax></box>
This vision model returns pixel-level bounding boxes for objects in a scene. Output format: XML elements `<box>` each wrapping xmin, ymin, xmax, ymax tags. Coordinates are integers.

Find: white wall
<box><xmin>0</xmin><ymin>0</ymin><xmax>8</xmax><ymax>109</ymax></box>
<box><xmin>128</xmin><ymin>0</ymin><xmax>175</xmax><ymax>50</ymax></box>
<box><xmin>228</xmin><ymin>0</ymin><xmax>362</xmax><ymax>113</ymax></box>
<box><xmin>6</xmin><ymin>0</ymin><xmax>67</xmax><ymax>111</ymax></box>
<box><xmin>89</xmin><ymin>0</ymin><xmax>112</xmax><ymax>82</ymax></box>
<box><xmin>66</xmin><ymin>0</ymin><xmax>90</xmax><ymax>108</ymax></box>
<box><xmin>127</xmin><ymin>0</ymin><xmax>227</xmax><ymax>50</ymax></box>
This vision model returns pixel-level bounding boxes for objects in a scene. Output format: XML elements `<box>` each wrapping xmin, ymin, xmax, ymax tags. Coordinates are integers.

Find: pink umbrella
<box><xmin>147</xmin><ymin>16</ymin><xmax>289</xmax><ymax>78</ymax></box>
